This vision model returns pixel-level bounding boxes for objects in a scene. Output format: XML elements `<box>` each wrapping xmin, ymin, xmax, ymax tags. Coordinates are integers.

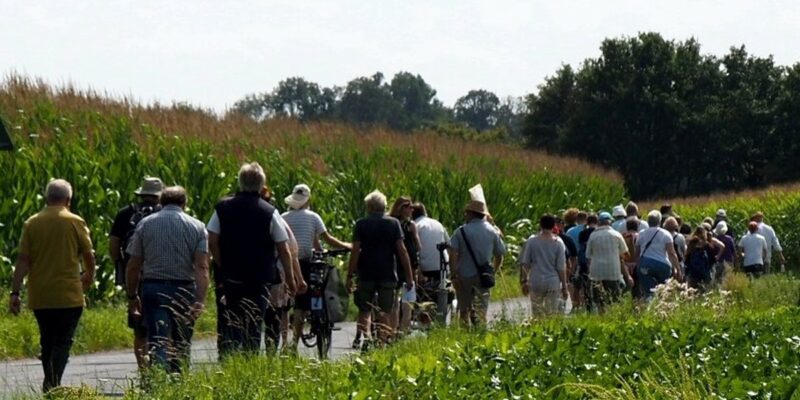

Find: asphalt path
<box><xmin>0</xmin><ymin>296</ymin><xmax>535</xmax><ymax>398</ymax></box>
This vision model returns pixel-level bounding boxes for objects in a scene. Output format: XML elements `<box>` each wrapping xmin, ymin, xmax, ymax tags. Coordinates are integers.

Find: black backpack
<box><xmin>686</xmin><ymin>245</ymin><xmax>712</xmax><ymax>280</ymax></box>
<box><xmin>115</xmin><ymin>202</ymin><xmax>161</xmax><ymax>285</ymax></box>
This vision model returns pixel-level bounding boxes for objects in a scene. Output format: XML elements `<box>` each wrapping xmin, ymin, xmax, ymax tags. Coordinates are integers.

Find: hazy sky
<box><xmin>2</xmin><ymin>1</ymin><xmax>798</xmax><ymax>111</ymax></box>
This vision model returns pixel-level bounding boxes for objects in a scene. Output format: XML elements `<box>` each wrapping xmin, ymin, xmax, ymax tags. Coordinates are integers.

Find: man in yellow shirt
<box><xmin>9</xmin><ymin>179</ymin><xmax>95</xmax><ymax>393</ymax></box>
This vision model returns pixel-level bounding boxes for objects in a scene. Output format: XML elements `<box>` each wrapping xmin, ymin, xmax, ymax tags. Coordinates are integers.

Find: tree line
<box><xmin>231</xmin><ymin>32</ymin><xmax>800</xmax><ymax>199</ymax></box>
<box><xmin>230</xmin><ymin>72</ymin><xmax>526</xmax><ymax>140</ymax></box>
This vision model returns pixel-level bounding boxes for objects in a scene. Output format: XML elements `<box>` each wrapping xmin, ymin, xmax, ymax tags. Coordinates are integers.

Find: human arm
<box><xmin>665</xmin><ymin>242</ymin><xmax>682</xmax><ymax>280</ymax></box>
<box><xmin>109</xmin><ymin>236</ymin><xmax>122</xmax><ymax>263</ymax></box>
<box><xmin>321</xmin><ymin>231</ymin><xmax>352</xmax><ymax>250</ymax></box>
<box><xmin>81</xmin><ymin>251</ymin><xmax>96</xmax><ymax>291</ymax></box>
<box><xmin>191</xmin><ymin>251</ymin><xmax>210</xmax><ymax>320</ymax></box>
<box><xmin>9</xmin><ymin>254</ymin><xmax>29</xmax><ymax>316</ymax></box>
<box><xmin>125</xmin><ymin>255</ymin><xmax>143</xmax><ymax>316</ymax></box>
<box><xmin>346</xmin><ymin>241</ymin><xmax>361</xmax><ymax>293</ymax></box>
<box><xmin>710</xmin><ymin>237</ymin><xmax>725</xmax><ymax>261</ymax></box>
<box><xmin>276</xmin><ymin>241</ymin><xmax>295</xmax><ymax>293</ymax></box>
<box><xmin>396</xmin><ymin>239</ymin><xmax>414</xmax><ymax>289</ymax></box>
<box><xmin>208</xmin><ymin>232</ymin><xmax>221</xmax><ymax>269</ymax></box>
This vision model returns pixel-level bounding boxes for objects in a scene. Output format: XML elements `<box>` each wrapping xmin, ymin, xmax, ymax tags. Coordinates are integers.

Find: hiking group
<box><xmin>7</xmin><ymin>165</ymin><xmax>784</xmax><ymax>393</ymax></box>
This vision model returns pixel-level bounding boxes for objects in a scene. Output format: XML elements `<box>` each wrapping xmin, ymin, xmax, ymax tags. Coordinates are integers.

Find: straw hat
<box><xmin>464</xmin><ymin>184</ymin><xmax>489</xmax><ymax>215</ymax></box>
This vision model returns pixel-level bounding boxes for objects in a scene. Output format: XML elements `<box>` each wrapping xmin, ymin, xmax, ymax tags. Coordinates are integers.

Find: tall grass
<box><xmin>122</xmin><ymin>274</ymin><xmax>800</xmax><ymax>399</ymax></box>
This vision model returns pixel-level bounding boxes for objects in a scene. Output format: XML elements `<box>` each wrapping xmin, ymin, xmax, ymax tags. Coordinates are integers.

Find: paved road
<box><xmin>0</xmin><ymin>297</ymin><xmax>532</xmax><ymax>398</ymax></box>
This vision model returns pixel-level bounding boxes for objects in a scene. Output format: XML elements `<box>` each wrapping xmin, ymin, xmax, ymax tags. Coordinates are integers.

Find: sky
<box><xmin>2</xmin><ymin>1</ymin><xmax>798</xmax><ymax>112</ymax></box>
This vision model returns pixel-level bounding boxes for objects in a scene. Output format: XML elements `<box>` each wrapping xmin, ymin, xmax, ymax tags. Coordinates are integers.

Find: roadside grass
<box><xmin>0</xmin><ymin>299</ymin><xmax>217</xmax><ymax>361</ymax></box>
<box><xmin>108</xmin><ymin>274</ymin><xmax>800</xmax><ymax>399</ymax></box>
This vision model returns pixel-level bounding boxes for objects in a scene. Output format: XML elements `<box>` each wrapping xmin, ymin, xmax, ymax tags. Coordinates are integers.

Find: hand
<box><xmin>128</xmin><ymin>296</ymin><xmax>141</xmax><ymax>318</ymax></box>
<box><xmin>625</xmin><ymin>276</ymin><xmax>634</xmax><ymax>289</ymax></box>
<box><xmin>285</xmin><ymin>279</ymin><xmax>297</xmax><ymax>295</ymax></box>
<box><xmin>296</xmin><ymin>279</ymin><xmax>308</xmax><ymax>295</ymax></box>
<box><xmin>346</xmin><ymin>277</ymin><xmax>354</xmax><ymax>294</ymax></box>
<box><xmin>781</xmin><ymin>263</ymin><xmax>786</xmax><ymax>273</ymax></box>
<box><xmin>521</xmin><ymin>281</ymin><xmax>529</xmax><ymax>296</ymax></box>
<box><xmin>560</xmin><ymin>286</ymin><xmax>568</xmax><ymax>300</ymax></box>
<box><xmin>405</xmin><ymin>281</ymin><xmax>414</xmax><ymax>291</ymax></box>
<box><xmin>343</xmin><ymin>243</ymin><xmax>353</xmax><ymax>251</ymax></box>
<box><xmin>81</xmin><ymin>272</ymin><xmax>94</xmax><ymax>291</ymax></box>
<box><xmin>190</xmin><ymin>301</ymin><xmax>205</xmax><ymax>322</ymax></box>
<box><xmin>219</xmin><ymin>295</ymin><xmax>227</xmax><ymax>306</ymax></box>
<box><xmin>9</xmin><ymin>294</ymin><xmax>21</xmax><ymax>316</ymax></box>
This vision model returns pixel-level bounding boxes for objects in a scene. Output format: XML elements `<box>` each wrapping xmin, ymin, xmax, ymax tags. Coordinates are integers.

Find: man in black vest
<box><xmin>208</xmin><ymin>162</ymin><xmax>296</xmax><ymax>355</ymax></box>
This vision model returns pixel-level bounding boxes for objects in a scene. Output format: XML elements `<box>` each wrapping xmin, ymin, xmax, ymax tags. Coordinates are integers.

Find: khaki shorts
<box><xmin>354</xmin><ymin>280</ymin><xmax>397</xmax><ymax>314</ymax></box>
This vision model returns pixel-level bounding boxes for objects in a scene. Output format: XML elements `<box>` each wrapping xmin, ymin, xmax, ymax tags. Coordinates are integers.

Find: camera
<box><xmin>436</xmin><ymin>242</ymin><xmax>450</xmax><ymax>251</ymax></box>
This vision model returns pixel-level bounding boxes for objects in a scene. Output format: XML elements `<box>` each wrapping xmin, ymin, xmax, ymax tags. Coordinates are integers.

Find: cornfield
<box><xmin>0</xmin><ymin>75</ymin><xmax>625</xmax><ymax>302</ymax></box>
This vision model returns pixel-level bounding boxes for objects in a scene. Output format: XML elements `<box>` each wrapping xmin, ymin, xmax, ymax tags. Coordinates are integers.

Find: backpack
<box><xmin>685</xmin><ymin>245</ymin><xmax>712</xmax><ymax>280</ymax></box>
<box><xmin>115</xmin><ymin>202</ymin><xmax>161</xmax><ymax>285</ymax></box>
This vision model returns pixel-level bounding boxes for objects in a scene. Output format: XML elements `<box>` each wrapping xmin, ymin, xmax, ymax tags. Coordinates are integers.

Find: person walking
<box><xmin>207</xmin><ymin>163</ymin><xmax>296</xmax><ymax>356</ymax></box>
<box><xmin>388</xmin><ymin>196</ymin><xmax>422</xmax><ymax>336</ymax></box>
<box><xmin>752</xmin><ymin>212</ymin><xmax>785</xmax><ymax>274</ymax></box>
<box><xmin>449</xmin><ymin>185</ymin><xmax>506</xmax><ymax>327</ymax></box>
<box><xmin>635</xmin><ymin>211</ymin><xmax>681</xmax><ymax>301</ymax></box>
<box><xmin>611</xmin><ymin>205</ymin><xmax>628</xmax><ymax>233</ymax></box>
<box><xmin>739</xmin><ymin>221</ymin><xmax>768</xmax><ymax>278</ymax></box>
<box><xmin>108</xmin><ymin>177</ymin><xmax>163</xmax><ymax>370</ymax></box>
<box><xmin>412</xmin><ymin>202</ymin><xmax>451</xmax><ymax>326</ymax></box>
<box><xmin>125</xmin><ymin>186</ymin><xmax>209</xmax><ymax>373</ymax></box>
<box><xmin>9</xmin><ymin>179</ymin><xmax>95</xmax><ymax>393</ymax></box>
<box><xmin>712</xmin><ymin>222</ymin><xmax>736</xmax><ymax>284</ymax></box>
<box><xmin>346</xmin><ymin>190</ymin><xmax>413</xmax><ymax>346</ymax></box>
<box><xmin>518</xmin><ymin>214</ymin><xmax>568</xmax><ymax>316</ymax></box>
<box><xmin>586</xmin><ymin>212</ymin><xmax>632</xmax><ymax>312</ymax></box>
<box><xmin>281</xmin><ymin>183</ymin><xmax>349</xmax><ymax>350</ymax></box>
<box><xmin>684</xmin><ymin>227</ymin><xmax>718</xmax><ymax>292</ymax></box>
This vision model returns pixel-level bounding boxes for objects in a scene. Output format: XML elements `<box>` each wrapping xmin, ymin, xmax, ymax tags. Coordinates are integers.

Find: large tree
<box><xmin>338</xmin><ymin>72</ymin><xmax>399</xmax><ymax>125</ymax></box>
<box><xmin>454</xmin><ymin>89</ymin><xmax>500</xmax><ymax>131</ymax></box>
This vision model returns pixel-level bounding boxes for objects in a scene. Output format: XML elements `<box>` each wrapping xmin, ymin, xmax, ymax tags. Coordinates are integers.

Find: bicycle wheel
<box><xmin>316</xmin><ymin>321</ymin><xmax>331</xmax><ymax>359</ymax></box>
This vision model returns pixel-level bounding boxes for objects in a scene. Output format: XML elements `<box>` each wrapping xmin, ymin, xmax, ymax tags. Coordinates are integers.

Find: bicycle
<box><xmin>300</xmin><ymin>248</ymin><xmax>349</xmax><ymax>359</ymax></box>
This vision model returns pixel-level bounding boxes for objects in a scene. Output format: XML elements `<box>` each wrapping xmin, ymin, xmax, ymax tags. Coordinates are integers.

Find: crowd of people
<box><xmin>519</xmin><ymin>203</ymin><xmax>786</xmax><ymax>316</ymax></box>
<box><xmin>7</xmin><ymin>167</ymin><xmax>786</xmax><ymax>393</ymax></box>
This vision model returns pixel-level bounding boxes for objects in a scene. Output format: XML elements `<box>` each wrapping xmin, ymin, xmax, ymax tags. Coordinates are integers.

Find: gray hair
<box><xmin>364</xmin><ymin>190</ymin><xmax>387</xmax><ymax>213</ymax></box>
<box><xmin>160</xmin><ymin>186</ymin><xmax>187</xmax><ymax>207</ymax></box>
<box><xmin>647</xmin><ymin>210</ymin><xmax>662</xmax><ymax>228</ymax></box>
<box><xmin>45</xmin><ymin>179</ymin><xmax>73</xmax><ymax>204</ymax></box>
<box><xmin>238</xmin><ymin>162</ymin><xmax>266</xmax><ymax>193</ymax></box>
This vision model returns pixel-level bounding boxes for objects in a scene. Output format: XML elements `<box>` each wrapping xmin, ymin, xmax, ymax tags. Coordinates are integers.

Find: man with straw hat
<box><xmin>449</xmin><ymin>184</ymin><xmax>506</xmax><ymax>327</ymax></box>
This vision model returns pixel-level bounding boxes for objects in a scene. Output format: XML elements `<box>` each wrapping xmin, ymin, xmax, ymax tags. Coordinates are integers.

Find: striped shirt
<box><xmin>282</xmin><ymin>209</ymin><xmax>326</xmax><ymax>260</ymax></box>
<box><xmin>586</xmin><ymin>226</ymin><xmax>628</xmax><ymax>281</ymax></box>
<box><xmin>127</xmin><ymin>205</ymin><xmax>208</xmax><ymax>281</ymax></box>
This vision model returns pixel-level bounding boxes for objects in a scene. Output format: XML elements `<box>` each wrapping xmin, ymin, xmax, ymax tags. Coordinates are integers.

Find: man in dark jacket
<box><xmin>208</xmin><ymin>162</ymin><xmax>296</xmax><ymax>355</ymax></box>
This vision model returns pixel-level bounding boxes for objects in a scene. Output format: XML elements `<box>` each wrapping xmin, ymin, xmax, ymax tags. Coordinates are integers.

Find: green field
<box><xmin>4</xmin><ymin>76</ymin><xmax>800</xmax><ymax>398</ymax></box>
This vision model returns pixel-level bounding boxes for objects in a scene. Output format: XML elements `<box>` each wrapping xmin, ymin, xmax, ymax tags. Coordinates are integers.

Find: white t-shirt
<box><xmin>739</xmin><ymin>233</ymin><xmax>768</xmax><ymax>267</ymax></box>
<box><xmin>206</xmin><ymin>210</ymin><xmax>289</xmax><ymax>243</ymax></box>
<box><xmin>282</xmin><ymin>209</ymin><xmax>327</xmax><ymax>260</ymax></box>
<box><xmin>757</xmin><ymin>223</ymin><xmax>782</xmax><ymax>263</ymax></box>
<box><xmin>636</xmin><ymin>227</ymin><xmax>673</xmax><ymax>266</ymax></box>
<box><xmin>414</xmin><ymin>216</ymin><xmax>450</xmax><ymax>272</ymax></box>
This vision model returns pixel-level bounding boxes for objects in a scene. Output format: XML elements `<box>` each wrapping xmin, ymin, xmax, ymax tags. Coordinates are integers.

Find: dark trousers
<box><xmin>590</xmin><ymin>280</ymin><xmax>622</xmax><ymax>311</ymax></box>
<box><xmin>221</xmin><ymin>282</ymin><xmax>280</xmax><ymax>357</ymax></box>
<box><xmin>33</xmin><ymin>307</ymin><xmax>83</xmax><ymax>392</ymax></box>
<box><xmin>141</xmin><ymin>280</ymin><xmax>196</xmax><ymax>373</ymax></box>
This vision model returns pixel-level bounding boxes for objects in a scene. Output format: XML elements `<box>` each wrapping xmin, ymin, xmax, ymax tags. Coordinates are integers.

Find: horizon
<box><xmin>2</xmin><ymin>1</ymin><xmax>799</xmax><ymax>112</ymax></box>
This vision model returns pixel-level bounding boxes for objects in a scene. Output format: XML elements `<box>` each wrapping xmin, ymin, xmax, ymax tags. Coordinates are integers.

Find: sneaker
<box><xmin>351</xmin><ymin>337</ymin><xmax>362</xmax><ymax>350</ymax></box>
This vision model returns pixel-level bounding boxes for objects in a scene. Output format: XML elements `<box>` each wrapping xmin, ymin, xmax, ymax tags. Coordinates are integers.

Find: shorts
<box><xmin>354</xmin><ymin>280</ymin><xmax>397</xmax><ymax>313</ymax></box>
<box><xmin>744</xmin><ymin>264</ymin><xmax>764</xmax><ymax>277</ymax></box>
<box><xmin>127</xmin><ymin>311</ymin><xmax>147</xmax><ymax>338</ymax></box>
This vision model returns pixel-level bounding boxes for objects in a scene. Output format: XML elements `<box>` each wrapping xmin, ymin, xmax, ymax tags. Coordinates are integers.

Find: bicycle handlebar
<box><xmin>312</xmin><ymin>248</ymin><xmax>351</xmax><ymax>259</ymax></box>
